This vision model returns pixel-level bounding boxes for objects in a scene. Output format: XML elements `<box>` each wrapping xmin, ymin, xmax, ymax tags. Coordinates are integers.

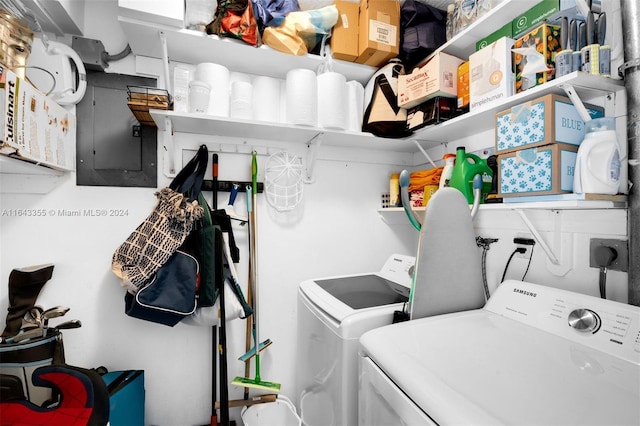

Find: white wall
<box><xmin>0</xmin><ymin>2</ymin><xmax>630</xmax><ymax>425</ymax></box>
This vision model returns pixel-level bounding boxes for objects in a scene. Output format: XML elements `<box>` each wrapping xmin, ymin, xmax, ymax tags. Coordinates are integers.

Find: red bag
<box><xmin>207</xmin><ymin>0</ymin><xmax>261</xmax><ymax>46</ymax></box>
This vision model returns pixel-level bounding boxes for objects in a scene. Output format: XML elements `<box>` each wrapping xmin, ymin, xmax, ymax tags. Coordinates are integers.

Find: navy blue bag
<box><xmin>124</xmin><ymin>250</ymin><xmax>198</xmax><ymax>326</ymax></box>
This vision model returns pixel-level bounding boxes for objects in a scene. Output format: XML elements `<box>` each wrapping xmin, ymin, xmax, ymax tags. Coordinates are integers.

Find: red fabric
<box><xmin>0</xmin><ymin>372</ymin><xmax>93</xmax><ymax>426</ymax></box>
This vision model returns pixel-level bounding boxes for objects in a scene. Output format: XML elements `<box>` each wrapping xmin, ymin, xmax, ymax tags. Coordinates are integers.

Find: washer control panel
<box><xmin>378</xmin><ymin>254</ymin><xmax>415</xmax><ymax>289</ymax></box>
<box><xmin>486</xmin><ymin>280</ymin><xmax>640</xmax><ymax>365</ymax></box>
<box><xmin>568</xmin><ymin>308</ymin><xmax>601</xmax><ymax>333</ymax></box>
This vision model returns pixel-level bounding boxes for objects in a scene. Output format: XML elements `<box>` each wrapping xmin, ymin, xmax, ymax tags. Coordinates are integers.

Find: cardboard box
<box><xmin>498</xmin><ymin>143</ymin><xmax>578</xmax><ymax>197</ymax></box>
<box><xmin>355</xmin><ymin>0</ymin><xmax>400</xmax><ymax>67</ymax></box>
<box><xmin>406</xmin><ymin>96</ymin><xmax>463</xmax><ymax>131</ymax></box>
<box><xmin>495</xmin><ymin>94</ymin><xmax>604</xmax><ymax>154</ymax></box>
<box><xmin>331</xmin><ymin>1</ymin><xmax>360</xmax><ymax>62</ymax></box>
<box><xmin>476</xmin><ymin>22</ymin><xmax>513</xmax><ymax>51</ymax></box>
<box><xmin>1</xmin><ymin>66</ymin><xmax>76</xmax><ymax>171</ymax></box>
<box><xmin>469</xmin><ymin>37</ymin><xmax>514</xmax><ymax>111</ymax></box>
<box><xmin>398</xmin><ymin>52</ymin><xmax>464</xmax><ymax>108</ymax></box>
<box><xmin>457</xmin><ymin>61</ymin><xmax>469</xmax><ymax>109</ymax></box>
<box><xmin>513</xmin><ymin>23</ymin><xmax>561</xmax><ymax>93</ymax></box>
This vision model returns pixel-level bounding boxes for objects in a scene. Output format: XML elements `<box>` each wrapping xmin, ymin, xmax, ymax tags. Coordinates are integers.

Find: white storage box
<box><xmin>469</xmin><ymin>36</ymin><xmax>515</xmax><ymax>111</ymax></box>
<box><xmin>398</xmin><ymin>52</ymin><xmax>464</xmax><ymax>108</ymax></box>
<box><xmin>1</xmin><ymin>66</ymin><xmax>76</xmax><ymax>171</ymax></box>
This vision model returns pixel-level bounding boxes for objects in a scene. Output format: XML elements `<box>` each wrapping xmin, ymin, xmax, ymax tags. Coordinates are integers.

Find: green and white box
<box><xmin>469</xmin><ymin>36</ymin><xmax>515</xmax><ymax>111</ymax></box>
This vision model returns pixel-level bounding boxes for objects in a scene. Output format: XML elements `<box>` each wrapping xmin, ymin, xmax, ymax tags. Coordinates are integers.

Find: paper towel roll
<box><xmin>230</xmin><ymin>81</ymin><xmax>253</xmax><ymax>120</ymax></box>
<box><xmin>253</xmin><ymin>76</ymin><xmax>282</xmax><ymax>123</ymax></box>
<box><xmin>317</xmin><ymin>72</ymin><xmax>347</xmax><ymax>130</ymax></box>
<box><xmin>194</xmin><ymin>62</ymin><xmax>229</xmax><ymax>117</ymax></box>
<box><xmin>285</xmin><ymin>69</ymin><xmax>317</xmax><ymax>127</ymax></box>
<box><xmin>346</xmin><ymin>80</ymin><xmax>365</xmax><ymax>132</ymax></box>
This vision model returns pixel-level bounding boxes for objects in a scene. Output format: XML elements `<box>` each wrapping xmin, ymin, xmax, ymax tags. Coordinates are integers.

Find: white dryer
<box><xmin>296</xmin><ymin>254</ymin><xmax>415</xmax><ymax>426</ymax></box>
<box><xmin>359</xmin><ymin>280</ymin><xmax>640</xmax><ymax>426</ymax></box>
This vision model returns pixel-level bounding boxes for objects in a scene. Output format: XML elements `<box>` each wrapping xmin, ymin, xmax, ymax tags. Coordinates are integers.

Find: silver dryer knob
<box><xmin>568</xmin><ymin>309</ymin><xmax>600</xmax><ymax>332</ymax></box>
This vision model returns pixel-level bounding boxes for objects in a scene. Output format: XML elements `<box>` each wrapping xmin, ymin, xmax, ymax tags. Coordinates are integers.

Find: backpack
<box><xmin>362</xmin><ymin>59</ymin><xmax>412</xmax><ymax>139</ymax></box>
<box><xmin>400</xmin><ymin>0</ymin><xmax>447</xmax><ymax>71</ymax></box>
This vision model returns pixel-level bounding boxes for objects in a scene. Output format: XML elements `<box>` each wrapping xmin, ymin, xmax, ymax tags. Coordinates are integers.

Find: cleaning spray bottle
<box><xmin>573</xmin><ymin>117</ymin><xmax>621</xmax><ymax>195</ymax></box>
<box><xmin>439</xmin><ymin>153</ymin><xmax>456</xmax><ymax>189</ymax></box>
<box><xmin>448</xmin><ymin>146</ymin><xmax>493</xmax><ymax>204</ymax></box>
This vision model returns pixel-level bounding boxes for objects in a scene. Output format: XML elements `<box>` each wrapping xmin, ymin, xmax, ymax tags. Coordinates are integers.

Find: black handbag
<box><xmin>124</xmin><ymin>249</ymin><xmax>198</xmax><ymax>326</ymax></box>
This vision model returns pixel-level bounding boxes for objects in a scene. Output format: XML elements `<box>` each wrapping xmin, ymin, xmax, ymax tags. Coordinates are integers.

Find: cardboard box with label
<box><xmin>457</xmin><ymin>61</ymin><xmax>469</xmax><ymax>109</ymax></box>
<box><xmin>331</xmin><ymin>1</ymin><xmax>360</xmax><ymax>62</ymax></box>
<box><xmin>498</xmin><ymin>143</ymin><xmax>578</xmax><ymax>197</ymax></box>
<box><xmin>355</xmin><ymin>0</ymin><xmax>400</xmax><ymax>67</ymax></box>
<box><xmin>469</xmin><ymin>36</ymin><xmax>514</xmax><ymax>111</ymax></box>
<box><xmin>495</xmin><ymin>94</ymin><xmax>604</xmax><ymax>154</ymax></box>
<box><xmin>0</xmin><ymin>66</ymin><xmax>76</xmax><ymax>171</ymax></box>
<box><xmin>398</xmin><ymin>51</ymin><xmax>464</xmax><ymax>109</ymax></box>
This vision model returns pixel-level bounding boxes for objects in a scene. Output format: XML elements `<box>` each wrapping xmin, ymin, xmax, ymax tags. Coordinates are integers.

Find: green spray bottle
<box><xmin>447</xmin><ymin>146</ymin><xmax>493</xmax><ymax>204</ymax></box>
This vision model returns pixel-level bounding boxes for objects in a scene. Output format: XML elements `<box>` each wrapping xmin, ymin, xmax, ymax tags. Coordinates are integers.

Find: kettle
<box><xmin>26</xmin><ymin>38</ymin><xmax>87</xmax><ymax>105</ymax></box>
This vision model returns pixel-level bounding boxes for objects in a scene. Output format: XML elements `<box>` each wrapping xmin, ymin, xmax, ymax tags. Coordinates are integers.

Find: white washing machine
<box><xmin>296</xmin><ymin>254</ymin><xmax>415</xmax><ymax>426</ymax></box>
<box><xmin>359</xmin><ymin>279</ymin><xmax>640</xmax><ymax>426</ymax></box>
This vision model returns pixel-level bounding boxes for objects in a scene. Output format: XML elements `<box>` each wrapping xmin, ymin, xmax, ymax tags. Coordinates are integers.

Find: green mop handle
<box><xmin>251</xmin><ymin>151</ymin><xmax>261</xmax><ymax>383</ymax></box>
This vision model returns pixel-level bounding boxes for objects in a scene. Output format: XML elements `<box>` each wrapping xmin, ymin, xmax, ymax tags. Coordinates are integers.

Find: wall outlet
<box><xmin>515</xmin><ymin>233</ymin><xmax>534</xmax><ymax>259</ymax></box>
<box><xmin>589</xmin><ymin>238</ymin><xmax>628</xmax><ymax>272</ymax></box>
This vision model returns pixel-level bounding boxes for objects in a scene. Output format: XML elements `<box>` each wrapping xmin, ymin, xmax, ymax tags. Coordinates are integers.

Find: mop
<box><xmin>232</xmin><ymin>152</ymin><xmax>281</xmax><ymax>393</ymax></box>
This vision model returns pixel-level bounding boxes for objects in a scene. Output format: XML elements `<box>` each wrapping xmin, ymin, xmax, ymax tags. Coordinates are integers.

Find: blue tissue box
<box><xmin>498</xmin><ymin>143</ymin><xmax>578</xmax><ymax>197</ymax></box>
<box><xmin>495</xmin><ymin>94</ymin><xmax>603</xmax><ymax>154</ymax></box>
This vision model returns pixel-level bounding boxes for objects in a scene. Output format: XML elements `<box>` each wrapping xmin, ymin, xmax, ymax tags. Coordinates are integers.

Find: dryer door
<box><xmin>359</xmin><ymin>357</ymin><xmax>436</xmax><ymax>426</ymax></box>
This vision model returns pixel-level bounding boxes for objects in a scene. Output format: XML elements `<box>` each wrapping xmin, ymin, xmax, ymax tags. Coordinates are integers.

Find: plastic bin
<box><xmin>241</xmin><ymin>395</ymin><xmax>301</xmax><ymax>426</ymax></box>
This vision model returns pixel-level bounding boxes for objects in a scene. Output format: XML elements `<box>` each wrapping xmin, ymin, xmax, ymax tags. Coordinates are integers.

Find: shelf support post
<box><xmin>162</xmin><ymin>117</ymin><xmax>176</xmax><ymax>177</ymax></box>
<box><xmin>305</xmin><ymin>133</ymin><xmax>323</xmax><ymax>184</ymax></box>
<box><xmin>159</xmin><ymin>31</ymin><xmax>171</xmax><ymax>96</ymax></box>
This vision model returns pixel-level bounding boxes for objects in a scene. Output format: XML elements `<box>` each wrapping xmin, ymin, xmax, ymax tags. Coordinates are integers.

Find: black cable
<box><xmin>501</xmin><ymin>248</ymin><xmax>525</xmax><ymax>283</ymax></box>
<box><xmin>521</xmin><ymin>246</ymin><xmax>534</xmax><ymax>281</ymax></box>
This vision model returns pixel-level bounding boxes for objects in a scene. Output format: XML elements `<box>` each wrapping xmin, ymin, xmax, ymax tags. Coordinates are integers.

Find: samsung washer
<box><xmin>359</xmin><ymin>279</ymin><xmax>640</xmax><ymax>426</ymax></box>
<box><xmin>296</xmin><ymin>254</ymin><xmax>415</xmax><ymax>426</ymax></box>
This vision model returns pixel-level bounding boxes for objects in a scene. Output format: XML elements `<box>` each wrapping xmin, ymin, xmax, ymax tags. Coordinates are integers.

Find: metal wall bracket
<box><xmin>304</xmin><ymin>133</ymin><xmax>323</xmax><ymax>184</ymax></box>
<box><xmin>162</xmin><ymin>117</ymin><xmax>176</xmax><ymax>177</ymax></box>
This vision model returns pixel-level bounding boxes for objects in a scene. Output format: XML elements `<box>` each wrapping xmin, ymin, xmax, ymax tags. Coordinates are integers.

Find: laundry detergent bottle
<box><xmin>448</xmin><ymin>146</ymin><xmax>493</xmax><ymax>204</ymax></box>
<box><xmin>573</xmin><ymin>117</ymin><xmax>621</xmax><ymax>195</ymax></box>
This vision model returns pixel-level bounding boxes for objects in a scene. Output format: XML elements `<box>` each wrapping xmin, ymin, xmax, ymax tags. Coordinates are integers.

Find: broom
<box><xmin>232</xmin><ymin>151</ymin><xmax>281</xmax><ymax>393</ymax></box>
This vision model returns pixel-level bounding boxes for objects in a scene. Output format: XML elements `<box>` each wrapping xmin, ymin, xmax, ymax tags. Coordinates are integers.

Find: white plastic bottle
<box><xmin>573</xmin><ymin>117</ymin><xmax>621</xmax><ymax>195</ymax></box>
<box><xmin>439</xmin><ymin>153</ymin><xmax>456</xmax><ymax>189</ymax></box>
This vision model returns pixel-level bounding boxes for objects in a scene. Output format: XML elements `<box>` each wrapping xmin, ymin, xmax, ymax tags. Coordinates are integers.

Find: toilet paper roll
<box><xmin>230</xmin><ymin>81</ymin><xmax>253</xmax><ymax>120</ymax></box>
<box><xmin>317</xmin><ymin>72</ymin><xmax>347</xmax><ymax>130</ymax></box>
<box><xmin>252</xmin><ymin>76</ymin><xmax>282</xmax><ymax>123</ymax></box>
<box><xmin>285</xmin><ymin>68</ymin><xmax>317</xmax><ymax>127</ymax></box>
<box><xmin>194</xmin><ymin>62</ymin><xmax>230</xmax><ymax>117</ymax></box>
<box><xmin>346</xmin><ymin>80</ymin><xmax>365</xmax><ymax>132</ymax></box>
<box><xmin>230</xmin><ymin>71</ymin><xmax>252</xmax><ymax>86</ymax></box>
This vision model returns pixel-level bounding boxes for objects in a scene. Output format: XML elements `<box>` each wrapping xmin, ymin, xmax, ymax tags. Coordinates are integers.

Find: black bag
<box><xmin>124</xmin><ymin>250</ymin><xmax>199</xmax><ymax>326</ymax></box>
<box><xmin>122</xmin><ymin>145</ymin><xmax>211</xmax><ymax>326</ymax></box>
<box><xmin>400</xmin><ymin>0</ymin><xmax>446</xmax><ymax>71</ymax></box>
<box><xmin>362</xmin><ymin>59</ymin><xmax>412</xmax><ymax>139</ymax></box>
<box><xmin>181</xmin><ymin>193</ymin><xmax>221</xmax><ymax>307</ymax></box>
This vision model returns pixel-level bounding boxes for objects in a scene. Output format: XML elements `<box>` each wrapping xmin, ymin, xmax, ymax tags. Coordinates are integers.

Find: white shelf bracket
<box><xmin>412</xmin><ymin>139</ymin><xmax>438</xmax><ymax>168</ymax></box>
<box><xmin>559</xmin><ymin>84</ymin><xmax>592</xmax><ymax>122</ymax></box>
<box><xmin>304</xmin><ymin>133</ymin><xmax>323</xmax><ymax>184</ymax></box>
<box><xmin>513</xmin><ymin>208</ymin><xmax>560</xmax><ymax>265</ymax></box>
<box><xmin>162</xmin><ymin>117</ymin><xmax>176</xmax><ymax>177</ymax></box>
